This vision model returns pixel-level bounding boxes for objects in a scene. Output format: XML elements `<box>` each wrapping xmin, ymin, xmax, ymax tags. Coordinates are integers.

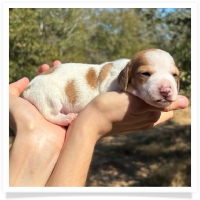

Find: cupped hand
<box><xmin>79</xmin><ymin>91</ymin><xmax>189</xmax><ymax>139</ymax></box>
<box><xmin>9</xmin><ymin>60</ymin><xmax>66</xmax><ymax>186</ymax></box>
<box><xmin>9</xmin><ymin>60</ymin><xmax>65</xmax><ymax>149</ymax></box>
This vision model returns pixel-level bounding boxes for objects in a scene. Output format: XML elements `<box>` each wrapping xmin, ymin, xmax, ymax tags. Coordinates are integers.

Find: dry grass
<box><xmin>9</xmin><ymin>107</ymin><xmax>191</xmax><ymax>187</ymax></box>
<box><xmin>86</xmin><ymin>107</ymin><xmax>191</xmax><ymax>187</ymax></box>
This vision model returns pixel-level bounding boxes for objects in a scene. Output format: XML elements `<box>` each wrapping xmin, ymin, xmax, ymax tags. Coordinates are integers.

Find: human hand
<box><xmin>82</xmin><ymin>91</ymin><xmax>189</xmax><ymax>138</ymax></box>
<box><xmin>9</xmin><ymin>60</ymin><xmax>66</xmax><ymax>186</ymax></box>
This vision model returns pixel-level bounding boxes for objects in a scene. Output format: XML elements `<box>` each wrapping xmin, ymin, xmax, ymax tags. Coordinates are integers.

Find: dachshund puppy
<box><xmin>23</xmin><ymin>49</ymin><xmax>179</xmax><ymax>126</ymax></box>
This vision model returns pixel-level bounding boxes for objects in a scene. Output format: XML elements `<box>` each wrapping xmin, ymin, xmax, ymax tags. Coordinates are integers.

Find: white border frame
<box><xmin>1</xmin><ymin>0</ymin><xmax>198</xmax><ymax>195</ymax></box>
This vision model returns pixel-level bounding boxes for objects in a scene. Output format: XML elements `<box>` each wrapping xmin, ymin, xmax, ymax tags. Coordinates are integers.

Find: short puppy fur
<box><xmin>23</xmin><ymin>49</ymin><xmax>180</xmax><ymax>126</ymax></box>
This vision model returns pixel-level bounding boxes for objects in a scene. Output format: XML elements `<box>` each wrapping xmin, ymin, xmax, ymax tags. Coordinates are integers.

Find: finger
<box><xmin>37</xmin><ymin>64</ymin><xmax>50</xmax><ymax>75</ymax></box>
<box><xmin>53</xmin><ymin>60</ymin><xmax>62</xmax><ymax>67</ymax></box>
<box><xmin>160</xmin><ymin>95</ymin><xmax>189</xmax><ymax>112</ymax></box>
<box><xmin>9</xmin><ymin>77</ymin><xmax>30</xmax><ymax>96</ymax></box>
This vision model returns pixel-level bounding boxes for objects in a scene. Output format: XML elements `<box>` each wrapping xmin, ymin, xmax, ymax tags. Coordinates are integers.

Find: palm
<box><xmin>9</xmin><ymin>79</ymin><xmax>66</xmax><ymax>150</ymax></box>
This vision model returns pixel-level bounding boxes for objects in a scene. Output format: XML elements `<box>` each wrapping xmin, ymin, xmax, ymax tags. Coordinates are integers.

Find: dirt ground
<box><xmin>86</xmin><ymin>107</ymin><xmax>191</xmax><ymax>187</ymax></box>
<box><xmin>9</xmin><ymin>106</ymin><xmax>191</xmax><ymax>187</ymax></box>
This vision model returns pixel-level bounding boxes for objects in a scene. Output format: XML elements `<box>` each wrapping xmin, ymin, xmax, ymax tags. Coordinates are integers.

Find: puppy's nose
<box><xmin>160</xmin><ymin>86</ymin><xmax>172</xmax><ymax>97</ymax></box>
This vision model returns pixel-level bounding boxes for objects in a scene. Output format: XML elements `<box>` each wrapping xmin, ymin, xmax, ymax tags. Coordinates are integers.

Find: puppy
<box><xmin>23</xmin><ymin>48</ymin><xmax>180</xmax><ymax>126</ymax></box>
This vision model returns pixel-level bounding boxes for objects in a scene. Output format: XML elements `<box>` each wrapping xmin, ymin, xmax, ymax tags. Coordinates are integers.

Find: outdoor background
<box><xmin>9</xmin><ymin>8</ymin><xmax>191</xmax><ymax>186</ymax></box>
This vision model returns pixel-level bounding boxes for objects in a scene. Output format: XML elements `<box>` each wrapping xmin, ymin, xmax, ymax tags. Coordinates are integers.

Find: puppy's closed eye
<box><xmin>172</xmin><ymin>73</ymin><xmax>178</xmax><ymax>78</ymax></box>
<box><xmin>141</xmin><ymin>72</ymin><xmax>151</xmax><ymax>77</ymax></box>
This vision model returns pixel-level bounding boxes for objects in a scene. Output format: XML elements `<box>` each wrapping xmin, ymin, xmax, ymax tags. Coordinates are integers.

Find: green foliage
<box><xmin>164</xmin><ymin>9</ymin><xmax>191</xmax><ymax>95</ymax></box>
<box><xmin>9</xmin><ymin>8</ymin><xmax>191</xmax><ymax>96</ymax></box>
<box><xmin>137</xmin><ymin>8</ymin><xmax>191</xmax><ymax>95</ymax></box>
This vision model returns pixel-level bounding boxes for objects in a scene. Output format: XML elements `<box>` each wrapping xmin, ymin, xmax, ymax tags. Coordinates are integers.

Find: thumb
<box><xmin>161</xmin><ymin>95</ymin><xmax>189</xmax><ymax>112</ymax></box>
<box><xmin>9</xmin><ymin>77</ymin><xmax>30</xmax><ymax>96</ymax></box>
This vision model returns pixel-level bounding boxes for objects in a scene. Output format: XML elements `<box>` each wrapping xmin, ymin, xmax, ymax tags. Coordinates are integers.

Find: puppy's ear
<box><xmin>117</xmin><ymin>62</ymin><xmax>131</xmax><ymax>91</ymax></box>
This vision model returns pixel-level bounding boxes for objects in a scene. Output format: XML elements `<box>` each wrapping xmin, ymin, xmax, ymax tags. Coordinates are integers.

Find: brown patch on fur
<box><xmin>129</xmin><ymin>49</ymin><xmax>157</xmax><ymax>69</ymax></box>
<box><xmin>117</xmin><ymin>62</ymin><xmax>130</xmax><ymax>91</ymax></box>
<box><xmin>41</xmin><ymin>67</ymin><xmax>56</xmax><ymax>75</ymax></box>
<box><xmin>129</xmin><ymin>65</ymin><xmax>154</xmax><ymax>89</ymax></box>
<box><xmin>117</xmin><ymin>50</ymin><xmax>156</xmax><ymax>91</ymax></box>
<box><xmin>98</xmin><ymin>63</ymin><xmax>113</xmax><ymax>84</ymax></box>
<box><xmin>86</xmin><ymin>67</ymin><xmax>98</xmax><ymax>89</ymax></box>
<box><xmin>127</xmin><ymin>50</ymin><xmax>159</xmax><ymax>90</ymax></box>
<box><xmin>118</xmin><ymin>49</ymin><xmax>157</xmax><ymax>91</ymax></box>
<box><xmin>65</xmin><ymin>80</ymin><xmax>77</xmax><ymax>105</ymax></box>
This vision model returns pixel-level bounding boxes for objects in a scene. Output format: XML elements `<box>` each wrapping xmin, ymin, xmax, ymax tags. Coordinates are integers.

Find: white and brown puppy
<box><xmin>23</xmin><ymin>48</ymin><xmax>180</xmax><ymax>126</ymax></box>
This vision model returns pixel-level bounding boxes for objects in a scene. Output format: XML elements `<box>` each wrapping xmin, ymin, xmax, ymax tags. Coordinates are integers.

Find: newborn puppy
<box><xmin>23</xmin><ymin>49</ymin><xmax>180</xmax><ymax>126</ymax></box>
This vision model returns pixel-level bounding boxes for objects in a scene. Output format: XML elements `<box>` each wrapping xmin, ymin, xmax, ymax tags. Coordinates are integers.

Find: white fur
<box><xmin>23</xmin><ymin>49</ymin><xmax>179</xmax><ymax>126</ymax></box>
<box><xmin>23</xmin><ymin>59</ymin><xmax>129</xmax><ymax>125</ymax></box>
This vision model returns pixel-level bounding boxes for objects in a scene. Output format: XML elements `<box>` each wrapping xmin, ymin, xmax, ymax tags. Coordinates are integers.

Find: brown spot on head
<box><xmin>129</xmin><ymin>50</ymin><xmax>157</xmax><ymax>89</ymax></box>
<box><xmin>118</xmin><ymin>49</ymin><xmax>155</xmax><ymax>91</ymax></box>
<box><xmin>98</xmin><ymin>63</ymin><xmax>113</xmax><ymax>84</ymax></box>
<box><xmin>86</xmin><ymin>67</ymin><xmax>98</xmax><ymax>89</ymax></box>
<box><xmin>65</xmin><ymin>80</ymin><xmax>77</xmax><ymax>105</ymax></box>
<box><xmin>118</xmin><ymin>49</ymin><xmax>162</xmax><ymax>91</ymax></box>
<box><xmin>129</xmin><ymin>49</ymin><xmax>158</xmax><ymax>70</ymax></box>
<box><xmin>129</xmin><ymin>64</ymin><xmax>155</xmax><ymax>90</ymax></box>
<box><xmin>40</xmin><ymin>67</ymin><xmax>57</xmax><ymax>75</ymax></box>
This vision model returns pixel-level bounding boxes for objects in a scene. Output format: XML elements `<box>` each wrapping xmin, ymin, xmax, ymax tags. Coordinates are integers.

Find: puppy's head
<box><xmin>118</xmin><ymin>49</ymin><xmax>180</xmax><ymax>108</ymax></box>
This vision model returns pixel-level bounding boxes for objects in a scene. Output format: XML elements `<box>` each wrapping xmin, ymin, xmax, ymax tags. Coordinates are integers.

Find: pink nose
<box><xmin>160</xmin><ymin>86</ymin><xmax>172</xmax><ymax>97</ymax></box>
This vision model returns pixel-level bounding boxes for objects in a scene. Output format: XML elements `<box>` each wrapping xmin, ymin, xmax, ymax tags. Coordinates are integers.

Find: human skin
<box><xmin>9</xmin><ymin>60</ymin><xmax>189</xmax><ymax>186</ymax></box>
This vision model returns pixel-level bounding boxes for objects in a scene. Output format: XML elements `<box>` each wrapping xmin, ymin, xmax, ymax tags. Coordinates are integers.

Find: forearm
<box><xmin>9</xmin><ymin>130</ymin><xmax>63</xmax><ymax>186</ymax></box>
<box><xmin>46</xmin><ymin>129</ymin><xmax>94</xmax><ymax>186</ymax></box>
<box><xmin>46</xmin><ymin>126</ymin><xmax>97</xmax><ymax>185</ymax></box>
<box><xmin>46</xmin><ymin>104</ymin><xmax>105</xmax><ymax>186</ymax></box>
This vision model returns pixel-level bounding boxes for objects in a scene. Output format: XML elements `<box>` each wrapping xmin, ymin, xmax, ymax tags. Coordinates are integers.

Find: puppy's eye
<box><xmin>173</xmin><ymin>73</ymin><xmax>178</xmax><ymax>78</ymax></box>
<box><xmin>141</xmin><ymin>72</ymin><xmax>151</xmax><ymax>77</ymax></box>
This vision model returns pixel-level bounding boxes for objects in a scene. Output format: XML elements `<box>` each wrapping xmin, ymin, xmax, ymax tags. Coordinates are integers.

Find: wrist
<box><xmin>46</xmin><ymin>110</ymin><xmax>100</xmax><ymax>186</ymax></box>
<box><xmin>74</xmin><ymin>102</ymin><xmax>113</xmax><ymax>142</ymax></box>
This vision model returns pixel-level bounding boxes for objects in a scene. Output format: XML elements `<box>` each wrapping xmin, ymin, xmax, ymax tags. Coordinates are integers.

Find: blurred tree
<box><xmin>164</xmin><ymin>8</ymin><xmax>191</xmax><ymax>94</ymax></box>
<box><xmin>9</xmin><ymin>8</ymin><xmax>191</xmax><ymax>96</ymax></box>
<box><xmin>85</xmin><ymin>9</ymin><xmax>149</xmax><ymax>63</ymax></box>
<box><xmin>136</xmin><ymin>8</ymin><xmax>191</xmax><ymax>95</ymax></box>
<box><xmin>9</xmin><ymin>8</ymin><xmax>92</xmax><ymax>82</ymax></box>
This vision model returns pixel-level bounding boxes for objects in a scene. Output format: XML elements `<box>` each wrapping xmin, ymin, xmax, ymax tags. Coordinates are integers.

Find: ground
<box><xmin>9</xmin><ymin>106</ymin><xmax>191</xmax><ymax>187</ymax></box>
<box><xmin>86</xmin><ymin>107</ymin><xmax>191</xmax><ymax>187</ymax></box>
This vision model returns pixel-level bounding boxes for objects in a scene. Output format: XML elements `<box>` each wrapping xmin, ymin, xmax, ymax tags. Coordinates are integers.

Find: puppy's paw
<box><xmin>49</xmin><ymin>112</ymin><xmax>78</xmax><ymax>126</ymax></box>
<box><xmin>66</xmin><ymin>113</ymin><xmax>78</xmax><ymax>125</ymax></box>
